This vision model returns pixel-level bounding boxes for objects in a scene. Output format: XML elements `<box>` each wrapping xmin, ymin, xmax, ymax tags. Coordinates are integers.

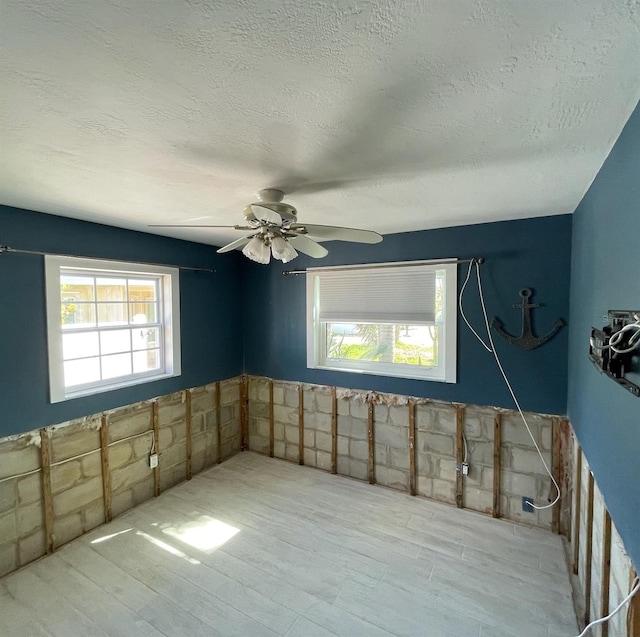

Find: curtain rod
<box><xmin>0</xmin><ymin>245</ymin><xmax>216</xmax><ymax>273</ymax></box>
<box><xmin>282</xmin><ymin>256</ymin><xmax>484</xmax><ymax>276</ymax></box>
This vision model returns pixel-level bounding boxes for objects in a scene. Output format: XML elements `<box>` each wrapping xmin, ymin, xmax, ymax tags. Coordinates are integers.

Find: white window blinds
<box><xmin>315</xmin><ymin>266</ymin><xmax>437</xmax><ymax>324</ymax></box>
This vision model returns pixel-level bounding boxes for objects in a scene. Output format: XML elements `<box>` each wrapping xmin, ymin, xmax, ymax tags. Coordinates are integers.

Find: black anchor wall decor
<box><xmin>492</xmin><ymin>288</ymin><xmax>564</xmax><ymax>350</ymax></box>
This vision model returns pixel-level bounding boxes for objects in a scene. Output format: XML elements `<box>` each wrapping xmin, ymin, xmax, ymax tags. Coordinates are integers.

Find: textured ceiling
<box><xmin>1</xmin><ymin>1</ymin><xmax>640</xmax><ymax>248</ymax></box>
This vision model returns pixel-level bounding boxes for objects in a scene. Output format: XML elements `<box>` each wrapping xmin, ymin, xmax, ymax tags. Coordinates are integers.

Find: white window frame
<box><xmin>306</xmin><ymin>261</ymin><xmax>457</xmax><ymax>383</ymax></box>
<box><xmin>45</xmin><ymin>255</ymin><xmax>181</xmax><ymax>403</ymax></box>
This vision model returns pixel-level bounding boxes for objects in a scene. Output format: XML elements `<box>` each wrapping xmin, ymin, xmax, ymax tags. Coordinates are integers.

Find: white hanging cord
<box><xmin>574</xmin><ymin>577</ymin><xmax>640</xmax><ymax>636</ymax></box>
<box><xmin>459</xmin><ymin>262</ymin><xmax>492</xmax><ymax>352</ymax></box>
<box><xmin>460</xmin><ymin>261</ymin><xmax>560</xmax><ymax>510</ymax></box>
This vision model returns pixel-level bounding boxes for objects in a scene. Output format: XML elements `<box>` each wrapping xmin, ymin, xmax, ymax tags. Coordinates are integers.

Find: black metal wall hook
<box><xmin>492</xmin><ymin>288</ymin><xmax>564</xmax><ymax>350</ymax></box>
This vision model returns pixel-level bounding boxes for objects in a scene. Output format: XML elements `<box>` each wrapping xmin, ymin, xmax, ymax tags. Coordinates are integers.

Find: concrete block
<box><xmin>349</xmin><ymin>399</ymin><xmax>369</xmax><ymax>420</ymax></box>
<box><xmin>171</xmin><ymin>421</ymin><xmax>187</xmax><ymax>442</ymax></box>
<box><xmin>463</xmin><ymin>415</ymin><xmax>482</xmax><ymax>439</ymax></box>
<box><xmin>437</xmin><ymin>457</ymin><xmax>457</xmax><ymax>482</ymax></box>
<box><xmin>467</xmin><ymin>440</ymin><xmax>493</xmax><ymax>466</ymax></box>
<box><xmin>304</xmin><ymin>429</ymin><xmax>316</xmax><ymax>448</ymax></box>
<box><xmin>18</xmin><ymin>529</ymin><xmax>45</xmax><ymax>567</ymax></box>
<box><xmin>111</xmin><ymin>456</ymin><xmax>151</xmax><ymax>493</ymax></box>
<box><xmin>0</xmin><ymin>511</ymin><xmax>17</xmax><ymax>543</ymax></box>
<box><xmin>415</xmin><ymin>451</ymin><xmax>433</xmax><ymax>477</ymax></box>
<box><xmin>388</xmin><ymin>406</ymin><xmax>409</xmax><ymax>427</ymax></box>
<box><xmin>337</xmin><ymin>435</ymin><xmax>349</xmax><ymax>456</ymax></box>
<box><xmin>17</xmin><ymin>474</ymin><xmax>41</xmax><ymax>506</ymax></box>
<box><xmin>274</xmin><ymin>405</ymin><xmax>298</xmax><ymax>426</ymax></box>
<box><xmin>284</xmin><ymin>425</ymin><xmax>299</xmax><ymax>444</ymax></box>
<box><xmin>316</xmin><ymin>451</ymin><xmax>332</xmax><ymax>472</ymax></box>
<box><xmin>315</xmin><ymin>391</ymin><xmax>333</xmax><ymax>414</ymax></box>
<box><xmin>417</xmin><ymin>475</ymin><xmax>433</xmax><ymax>497</ymax></box>
<box><xmin>191</xmin><ymin>413</ymin><xmax>205</xmax><ymax>435</ymax></box>
<box><xmin>219</xmin><ymin>381</ymin><xmax>240</xmax><ymax>406</ymax></box>
<box><xmin>510</xmin><ymin>447</ymin><xmax>550</xmax><ymax>475</ymax></box>
<box><xmin>17</xmin><ymin>501</ymin><xmax>43</xmax><ymax>536</ymax></box>
<box><xmin>342</xmin><ymin>417</ymin><xmax>367</xmax><ymax>440</ymax></box>
<box><xmin>219</xmin><ymin>406</ymin><xmax>233</xmax><ymax>426</ymax></box>
<box><xmin>315</xmin><ymin>431</ymin><xmax>332</xmax><ymax>453</ymax></box>
<box><xmin>432</xmin><ymin>407</ymin><xmax>456</xmax><ymax>435</ymax></box>
<box><xmin>284</xmin><ymin>388</ymin><xmax>299</xmax><ymax>408</ymax></box>
<box><xmin>132</xmin><ymin>479</ymin><xmax>155</xmax><ymax>506</ymax></box>
<box><xmin>337</xmin><ymin>456</ymin><xmax>349</xmax><ymax>476</ymax></box>
<box><xmin>273</xmin><ymin>422</ymin><xmax>285</xmax><ymax>442</ymax></box>
<box><xmin>250</xmin><ymin>402</ymin><xmax>269</xmax><ymax>419</ymax></box>
<box><xmin>376</xmin><ymin>423</ymin><xmax>407</xmax><ymax>448</ymax></box>
<box><xmin>249</xmin><ymin>379</ymin><xmax>269</xmax><ymax>402</ymax></box>
<box><xmin>81</xmin><ymin>452</ymin><xmax>102</xmax><ymax>478</ymax></box>
<box><xmin>132</xmin><ymin>433</ymin><xmax>154</xmax><ymax>460</ymax></box>
<box><xmin>337</xmin><ymin>398</ymin><xmax>350</xmax><ymax>417</ymax></box>
<box><xmin>374</xmin><ymin>443</ymin><xmax>388</xmax><ymax>467</ymax></box>
<box><xmin>190</xmin><ymin>389</ymin><xmax>214</xmax><ymax>415</ymax></box>
<box><xmin>51</xmin><ymin>424</ymin><xmax>100</xmax><ymax>463</ymax></box>
<box><xmin>502</xmin><ymin>414</ymin><xmax>540</xmax><ymax>447</ymax></box>
<box><xmin>376</xmin><ymin>466</ymin><xmax>408</xmax><ymax>492</ymax></box>
<box><xmin>159</xmin><ymin>427</ymin><xmax>173</xmax><ymax>450</ymax></box>
<box><xmin>108</xmin><ymin>441</ymin><xmax>133</xmax><ymax>469</ymax></box>
<box><xmin>160</xmin><ymin>440</ymin><xmax>187</xmax><ymax>470</ymax></box>
<box><xmin>51</xmin><ymin>460</ymin><xmax>82</xmax><ymax>494</ymax></box>
<box><xmin>416</xmin><ymin>405</ymin><xmax>434</xmax><ymax>431</ymax></box>
<box><xmin>54</xmin><ymin>511</ymin><xmax>83</xmax><ymax>547</ymax></box>
<box><xmin>464</xmin><ymin>487</ymin><xmax>493</xmax><ymax>514</ymax></box>
<box><xmin>303</xmin><ymin>389</ymin><xmax>316</xmax><ymax>413</ymax></box>
<box><xmin>0</xmin><ymin>543</ymin><xmax>18</xmax><ymax>579</ymax></box>
<box><xmin>350</xmin><ymin>440</ymin><xmax>369</xmax><ymax>462</ymax></box>
<box><xmin>421</xmin><ymin>432</ymin><xmax>454</xmax><ymax>457</ymax></box>
<box><xmin>273</xmin><ymin>386</ymin><xmax>285</xmax><ymax>405</ymax></box>
<box><xmin>108</xmin><ymin>406</ymin><xmax>152</xmax><ymax>443</ymax></box>
<box><xmin>304</xmin><ymin>448</ymin><xmax>317</xmax><ymax>467</ymax></box>
<box><xmin>274</xmin><ymin>441</ymin><xmax>286</xmax><ymax>459</ymax></box>
<box><xmin>304</xmin><ymin>411</ymin><xmax>332</xmax><ymax>433</ymax></box>
<box><xmin>285</xmin><ymin>444</ymin><xmax>299</xmax><ymax>463</ymax></box>
<box><xmin>540</xmin><ymin>422</ymin><xmax>552</xmax><ymax>451</ymax></box>
<box><xmin>348</xmin><ymin>459</ymin><xmax>368</xmax><ymax>481</ymax></box>
<box><xmin>158</xmin><ymin>399</ymin><xmax>186</xmax><ymax>427</ymax></box>
<box><xmin>502</xmin><ymin>470</ymin><xmax>538</xmax><ymax>497</ymax></box>
<box><xmin>82</xmin><ymin>499</ymin><xmax>105</xmax><ymax>532</ymax></box>
<box><xmin>431</xmin><ymin>478</ymin><xmax>455</xmax><ymax>503</ymax></box>
<box><xmin>389</xmin><ymin>447</ymin><xmax>410</xmax><ymax>471</ymax></box>
<box><xmin>374</xmin><ymin>404</ymin><xmax>389</xmax><ymax>424</ymax></box>
<box><xmin>53</xmin><ymin>476</ymin><xmax>103</xmax><ymax>517</ymax></box>
<box><xmin>0</xmin><ymin>441</ymin><xmax>40</xmax><ymax>479</ymax></box>
<box><xmin>111</xmin><ymin>489</ymin><xmax>134</xmax><ymax>518</ymax></box>
<box><xmin>0</xmin><ymin>480</ymin><xmax>16</xmax><ymax>514</ymax></box>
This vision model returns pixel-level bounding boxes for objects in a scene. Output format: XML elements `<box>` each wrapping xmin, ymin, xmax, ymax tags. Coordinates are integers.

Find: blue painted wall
<box><xmin>568</xmin><ymin>100</ymin><xmax>640</xmax><ymax>570</ymax></box>
<box><xmin>243</xmin><ymin>214</ymin><xmax>572</xmax><ymax>415</ymax></box>
<box><xmin>0</xmin><ymin>205</ymin><xmax>243</xmax><ymax>437</ymax></box>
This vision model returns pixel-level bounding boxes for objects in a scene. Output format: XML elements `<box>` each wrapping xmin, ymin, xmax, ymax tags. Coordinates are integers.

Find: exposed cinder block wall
<box><xmin>570</xmin><ymin>437</ymin><xmax>636</xmax><ymax>637</ymax></box>
<box><xmin>246</xmin><ymin>376</ymin><xmax>558</xmax><ymax>530</ymax></box>
<box><xmin>0</xmin><ymin>376</ymin><xmax>242</xmax><ymax>580</ymax></box>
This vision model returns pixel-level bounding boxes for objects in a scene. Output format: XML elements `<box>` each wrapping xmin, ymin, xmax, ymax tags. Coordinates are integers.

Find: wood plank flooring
<box><xmin>0</xmin><ymin>452</ymin><xmax>578</xmax><ymax>636</ymax></box>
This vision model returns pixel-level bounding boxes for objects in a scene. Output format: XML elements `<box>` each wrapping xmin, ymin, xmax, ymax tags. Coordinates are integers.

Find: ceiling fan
<box><xmin>150</xmin><ymin>188</ymin><xmax>382</xmax><ymax>264</ymax></box>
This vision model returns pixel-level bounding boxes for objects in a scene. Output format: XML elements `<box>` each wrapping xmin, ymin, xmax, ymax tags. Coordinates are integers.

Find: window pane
<box><xmin>130</xmin><ymin>303</ymin><xmax>157</xmax><ymax>324</ymax></box>
<box><xmin>100</xmin><ymin>329</ymin><xmax>131</xmax><ymax>355</ymax></box>
<box><xmin>97</xmin><ymin>303</ymin><xmax>128</xmax><ymax>326</ymax></box>
<box><xmin>133</xmin><ymin>348</ymin><xmax>161</xmax><ymax>373</ymax></box>
<box><xmin>132</xmin><ymin>326</ymin><xmax>159</xmax><ymax>351</ymax></box>
<box><xmin>61</xmin><ymin>275</ymin><xmax>95</xmax><ymax>301</ymax></box>
<box><xmin>326</xmin><ymin>323</ymin><xmax>438</xmax><ymax>367</ymax></box>
<box><xmin>64</xmin><ymin>357</ymin><xmax>100</xmax><ymax>387</ymax></box>
<box><xmin>96</xmin><ymin>278</ymin><xmax>127</xmax><ymax>301</ymax></box>
<box><xmin>101</xmin><ymin>353</ymin><xmax>132</xmax><ymax>379</ymax></box>
<box><xmin>61</xmin><ymin>301</ymin><xmax>97</xmax><ymax>327</ymax></box>
<box><xmin>62</xmin><ymin>332</ymin><xmax>99</xmax><ymax>360</ymax></box>
<box><xmin>128</xmin><ymin>279</ymin><xmax>156</xmax><ymax>301</ymax></box>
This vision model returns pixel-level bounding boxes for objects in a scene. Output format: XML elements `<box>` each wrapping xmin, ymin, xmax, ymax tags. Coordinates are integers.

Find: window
<box><xmin>45</xmin><ymin>256</ymin><xmax>181</xmax><ymax>402</ymax></box>
<box><xmin>306</xmin><ymin>262</ymin><xmax>457</xmax><ymax>382</ymax></box>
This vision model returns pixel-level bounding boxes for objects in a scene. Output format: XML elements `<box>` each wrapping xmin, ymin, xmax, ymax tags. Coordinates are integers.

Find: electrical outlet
<box><xmin>522</xmin><ymin>496</ymin><xmax>534</xmax><ymax>513</ymax></box>
<box><xmin>149</xmin><ymin>453</ymin><xmax>159</xmax><ymax>469</ymax></box>
<box><xmin>461</xmin><ymin>463</ymin><xmax>469</xmax><ymax>476</ymax></box>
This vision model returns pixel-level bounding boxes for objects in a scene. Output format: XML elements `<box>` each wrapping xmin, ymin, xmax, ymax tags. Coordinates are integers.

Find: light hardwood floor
<box><xmin>0</xmin><ymin>452</ymin><xmax>578</xmax><ymax>637</ymax></box>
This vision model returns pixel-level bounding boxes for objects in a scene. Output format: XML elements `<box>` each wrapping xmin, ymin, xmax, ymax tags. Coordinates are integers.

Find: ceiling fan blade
<box><xmin>216</xmin><ymin>236</ymin><xmax>252</xmax><ymax>253</ymax></box>
<box><xmin>288</xmin><ymin>235</ymin><xmax>329</xmax><ymax>259</ymax></box>
<box><xmin>148</xmin><ymin>224</ymin><xmax>253</xmax><ymax>229</ymax></box>
<box><xmin>250</xmin><ymin>204</ymin><xmax>282</xmax><ymax>225</ymax></box>
<box><xmin>292</xmin><ymin>224</ymin><xmax>382</xmax><ymax>244</ymax></box>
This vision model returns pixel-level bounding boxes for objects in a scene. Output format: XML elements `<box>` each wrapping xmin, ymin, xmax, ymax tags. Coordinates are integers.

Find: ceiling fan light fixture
<box><xmin>271</xmin><ymin>235</ymin><xmax>298</xmax><ymax>263</ymax></box>
<box><xmin>242</xmin><ymin>235</ymin><xmax>271</xmax><ymax>264</ymax></box>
